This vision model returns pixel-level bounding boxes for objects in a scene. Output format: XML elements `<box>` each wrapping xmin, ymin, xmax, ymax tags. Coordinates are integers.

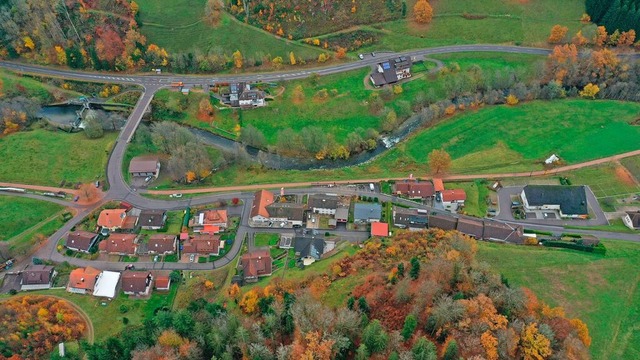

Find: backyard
<box><xmin>476</xmin><ymin>240</ymin><xmax>640</xmax><ymax>359</ymax></box>
<box><xmin>0</xmin><ymin>130</ymin><xmax>117</xmax><ymax>186</ymax></box>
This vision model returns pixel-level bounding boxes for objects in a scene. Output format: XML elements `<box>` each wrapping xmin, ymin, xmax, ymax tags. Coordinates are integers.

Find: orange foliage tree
<box><xmin>428</xmin><ymin>148</ymin><xmax>452</xmax><ymax>174</ymax></box>
<box><xmin>548</xmin><ymin>25</ymin><xmax>569</xmax><ymax>44</ymax></box>
<box><xmin>413</xmin><ymin>0</ymin><xmax>433</xmax><ymax>24</ymax></box>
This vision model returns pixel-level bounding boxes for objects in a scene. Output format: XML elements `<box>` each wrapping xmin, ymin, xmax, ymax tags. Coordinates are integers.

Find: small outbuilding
<box><xmin>128</xmin><ymin>156</ymin><xmax>161</xmax><ymax>178</ymax></box>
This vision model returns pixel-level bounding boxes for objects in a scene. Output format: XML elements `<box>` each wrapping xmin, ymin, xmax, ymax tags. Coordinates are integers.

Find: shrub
<box><xmin>119</xmin><ymin>304</ymin><xmax>129</xmax><ymax>314</ymax></box>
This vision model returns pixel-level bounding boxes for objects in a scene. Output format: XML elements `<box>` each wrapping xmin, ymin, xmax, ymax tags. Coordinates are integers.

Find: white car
<box><xmin>189</xmin><ymin>254</ymin><xmax>195</xmax><ymax>263</ymax></box>
<box><xmin>358</xmin><ymin>54</ymin><xmax>364</xmax><ymax>60</ymax></box>
<box><xmin>170</xmin><ymin>193</ymin><xmax>183</xmax><ymax>198</ymax></box>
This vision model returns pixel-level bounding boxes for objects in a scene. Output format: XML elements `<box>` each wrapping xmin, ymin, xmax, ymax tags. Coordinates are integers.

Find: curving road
<box><xmin>1</xmin><ymin>44</ymin><xmax>639</xmax><ymax>275</ymax></box>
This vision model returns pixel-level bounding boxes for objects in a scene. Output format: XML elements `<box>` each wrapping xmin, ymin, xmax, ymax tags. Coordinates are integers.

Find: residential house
<box><xmin>65</xmin><ymin>231</ymin><xmax>99</xmax><ymax>253</ymax></box>
<box><xmin>98</xmin><ymin>233</ymin><xmax>138</xmax><ymax>255</ymax></box>
<box><xmin>433</xmin><ymin>179</ymin><xmax>445</xmax><ymax>193</ymax></box>
<box><xmin>441</xmin><ymin>189</ymin><xmax>467</xmax><ymax>213</ymax></box>
<box><xmin>93</xmin><ymin>271</ymin><xmax>121</xmax><ymax>298</ymax></box>
<box><xmin>128</xmin><ymin>156</ymin><xmax>161</xmax><ymax>178</ymax></box>
<box><xmin>456</xmin><ymin>218</ymin><xmax>484</xmax><ymax>239</ymax></box>
<box><xmin>266</xmin><ymin>202</ymin><xmax>305</xmax><ymax>227</ymax></box>
<box><xmin>622</xmin><ymin>211</ymin><xmax>640</xmax><ymax>230</ymax></box>
<box><xmin>155</xmin><ymin>275</ymin><xmax>171</xmax><ymax>291</ymax></box>
<box><xmin>67</xmin><ymin>267</ymin><xmax>101</xmax><ymax>295</ymax></box>
<box><xmin>308</xmin><ymin>194</ymin><xmax>339</xmax><ymax>215</ymax></box>
<box><xmin>369</xmin><ymin>56</ymin><xmax>412</xmax><ymax>87</ymax></box>
<box><xmin>222</xmin><ymin>83</ymin><xmax>266</xmax><ymax>108</ymax></box>
<box><xmin>371</xmin><ymin>222</ymin><xmax>389</xmax><ymax>237</ymax></box>
<box><xmin>483</xmin><ymin>221</ymin><xmax>525</xmax><ymax>244</ymax></box>
<box><xmin>20</xmin><ymin>265</ymin><xmax>56</xmax><ymax>291</ymax></box>
<box><xmin>250</xmin><ymin>190</ymin><xmax>275</xmax><ymax>223</ymax></box>
<box><xmin>354</xmin><ymin>203</ymin><xmax>382</xmax><ymax>223</ymax></box>
<box><xmin>394</xmin><ymin>180</ymin><xmax>435</xmax><ymax>199</ymax></box>
<box><xmin>240</xmin><ymin>249</ymin><xmax>273</xmax><ymax>282</ymax></box>
<box><xmin>189</xmin><ymin>209</ymin><xmax>228</xmax><ymax>233</ymax></box>
<box><xmin>521</xmin><ymin>185</ymin><xmax>589</xmax><ymax>218</ymax></box>
<box><xmin>335</xmin><ymin>208</ymin><xmax>349</xmax><ymax>223</ymax></box>
<box><xmin>122</xmin><ymin>271</ymin><xmax>153</xmax><ymax>296</ymax></box>
<box><xmin>138</xmin><ymin>210</ymin><xmax>167</xmax><ymax>230</ymax></box>
<box><xmin>393</xmin><ymin>207</ymin><xmax>428</xmax><ymax>230</ymax></box>
<box><xmin>147</xmin><ymin>234</ymin><xmax>177</xmax><ymax>255</ymax></box>
<box><xmin>182</xmin><ymin>234</ymin><xmax>224</xmax><ymax>256</ymax></box>
<box><xmin>97</xmin><ymin>208</ymin><xmax>137</xmax><ymax>232</ymax></box>
<box><xmin>294</xmin><ymin>237</ymin><xmax>329</xmax><ymax>266</ymax></box>
<box><xmin>428</xmin><ymin>214</ymin><xmax>458</xmax><ymax>231</ymax></box>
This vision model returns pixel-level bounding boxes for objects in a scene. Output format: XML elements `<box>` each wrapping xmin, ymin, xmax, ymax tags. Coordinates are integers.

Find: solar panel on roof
<box><xmin>382</xmin><ymin>62</ymin><xmax>391</xmax><ymax>70</ymax></box>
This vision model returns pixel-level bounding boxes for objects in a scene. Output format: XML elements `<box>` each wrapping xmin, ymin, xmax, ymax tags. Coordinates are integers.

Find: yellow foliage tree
<box><xmin>570</xmin><ymin>318</ymin><xmax>592</xmax><ymax>347</ymax></box>
<box><xmin>54</xmin><ymin>46</ymin><xmax>67</xmax><ymax>65</ymax></box>
<box><xmin>618</xmin><ymin>30</ymin><xmax>636</xmax><ymax>47</ymax></box>
<box><xmin>312</xmin><ymin>39</ymin><xmax>321</xmax><ymax>46</ymax></box>
<box><xmin>572</xmin><ymin>31</ymin><xmax>588</xmax><ymax>46</ymax></box>
<box><xmin>232</xmin><ymin>50</ymin><xmax>243</xmax><ymax>69</ymax></box>
<box><xmin>506</xmin><ymin>94</ymin><xmax>519</xmax><ymax>105</ymax></box>
<box><xmin>289</xmin><ymin>51</ymin><xmax>296</xmax><ymax>65</ymax></box>
<box><xmin>481</xmin><ymin>331</ymin><xmax>499</xmax><ymax>360</ymax></box>
<box><xmin>186</xmin><ymin>171</ymin><xmax>197</xmax><ymax>183</ymax></box>
<box><xmin>318</xmin><ymin>53</ymin><xmax>329</xmax><ymax>63</ymax></box>
<box><xmin>579</xmin><ymin>83</ymin><xmax>599</xmax><ymax>99</ymax></box>
<box><xmin>204</xmin><ymin>280</ymin><xmax>214</xmax><ymax>290</ymax></box>
<box><xmin>158</xmin><ymin>330</ymin><xmax>184</xmax><ymax>348</ymax></box>
<box><xmin>272</xmin><ymin>56</ymin><xmax>284</xmax><ymax>69</ymax></box>
<box><xmin>428</xmin><ymin>148</ymin><xmax>452</xmax><ymax>174</ymax></box>
<box><xmin>520</xmin><ymin>323</ymin><xmax>552</xmax><ymax>360</ymax></box>
<box><xmin>130</xmin><ymin>0</ymin><xmax>139</xmax><ymax>15</ymax></box>
<box><xmin>393</xmin><ymin>84</ymin><xmax>403</xmax><ymax>94</ymax></box>
<box><xmin>548</xmin><ymin>25</ymin><xmax>569</xmax><ymax>44</ymax></box>
<box><xmin>595</xmin><ymin>26</ymin><xmax>608</xmax><ymax>47</ymax></box>
<box><xmin>413</xmin><ymin>0</ymin><xmax>433</xmax><ymax>24</ymax></box>
<box><xmin>239</xmin><ymin>289</ymin><xmax>259</xmax><ymax>314</ymax></box>
<box><xmin>23</xmin><ymin>36</ymin><xmax>35</xmax><ymax>51</ymax></box>
<box><xmin>228</xmin><ymin>283</ymin><xmax>241</xmax><ymax>298</ymax></box>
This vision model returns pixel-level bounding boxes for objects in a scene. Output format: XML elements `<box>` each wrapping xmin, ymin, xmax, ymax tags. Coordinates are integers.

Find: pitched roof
<box><xmin>266</xmin><ymin>202</ymin><xmax>305</xmax><ymax>221</ymax></box>
<box><xmin>148</xmin><ymin>234</ymin><xmax>177</xmax><ymax>253</ymax></box>
<box><xmin>204</xmin><ymin>209</ymin><xmax>227</xmax><ymax>224</ymax></box>
<box><xmin>241</xmin><ymin>249</ymin><xmax>272</xmax><ymax>278</ymax></box>
<box><xmin>139</xmin><ymin>210</ymin><xmax>166</xmax><ymax>228</ymax></box>
<box><xmin>155</xmin><ymin>276</ymin><xmax>171</xmax><ymax>290</ymax></box>
<box><xmin>433</xmin><ymin>179</ymin><xmax>445</xmax><ymax>192</ymax></box>
<box><xmin>523</xmin><ymin>185</ymin><xmax>588</xmax><ymax>215</ymax></box>
<box><xmin>393</xmin><ymin>207</ymin><xmax>428</xmax><ymax>228</ymax></box>
<box><xmin>250</xmin><ymin>190</ymin><xmax>274</xmax><ymax>218</ymax></box>
<box><xmin>293</xmin><ymin>237</ymin><xmax>326</xmax><ymax>259</ymax></box>
<box><xmin>99</xmin><ymin>233</ymin><xmax>138</xmax><ymax>254</ymax></box>
<box><xmin>625</xmin><ymin>211</ymin><xmax>640</xmax><ymax>228</ymax></box>
<box><xmin>128</xmin><ymin>156</ymin><xmax>159</xmax><ymax>173</ymax></box>
<box><xmin>122</xmin><ymin>271</ymin><xmax>151</xmax><ymax>293</ymax></box>
<box><xmin>66</xmin><ymin>231</ymin><xmax>97</xmax><ymax>251</ymax></box>
<box><xmin>182</xmin><ymin>234</ymin><xmax>222</xmax><ymax>255</ymax></box>
<box><xmin>354</xmin><ymin>203</ymin><xmax>382</xmax><ymax>221</ymax></box>
<box><xmin>68</xmin><ymin>267</ymin><xmax>101</xmax><ymax>290</ymax></box>
<box><xmin>483</xmin><ymin>222</ymin><xmax>524</xmax><ymax>243</ymax></box>
<box><xmin>335</xmin><ymin>208</ymin><xmax>349</xmax><ymax>220</ymax></box>
<box><xmin>456</xmin><ymin>218</ymin><xmax>484</xmax><ymax>238</ymax></box>
<box><xmin>441</xmin><ymin>189</ymin><xmax>467</xmax><ymax>202</ymax></box>
<box><xmin>394</xmin><ymin>180</ymin><xmax>435</xmax><ymax>198</ymax></box>
<box><xmin>22</xmin><ymin>265</ymin><xmax>54</xmax><ymax>285</ymax></box>
<box><xmin>308</xmin><ymin>194</ymin><xmax>339</xmax><ymax>210</ymax></box>
<box><xmin>428</xmin><ymin>214</ymin><xmax>458</xmax><ymax>231</ymax></box>
<box><xmin>97</xmin><ymin>209</ymin><xmax>127</xmax><ymax>228</ymax></box>
<box><xmin>371</xmin><ymin>222</ymin><xmax>389</xmax><ymax>237</ymax></box>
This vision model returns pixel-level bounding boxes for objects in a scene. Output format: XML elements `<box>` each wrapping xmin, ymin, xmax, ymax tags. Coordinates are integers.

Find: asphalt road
<box><xmin>1</xmin><ymin>44</ymin><xmax>639</xmax><ymax>274</ymax></box>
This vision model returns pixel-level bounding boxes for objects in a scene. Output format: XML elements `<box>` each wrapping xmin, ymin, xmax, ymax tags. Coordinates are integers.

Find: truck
<box><xmin>0</xmin><ymin>258</ymin><xmax>15</xmax><ymax>272</ymax></box>
<box><xmin>171</xmin><ymin>81</ymin><xmax>184</xmax><ymax>87</ymax></box>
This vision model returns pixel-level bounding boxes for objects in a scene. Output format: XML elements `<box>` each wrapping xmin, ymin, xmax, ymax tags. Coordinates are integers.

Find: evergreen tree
<box><xmin>410</xmin><ymin>257</ymin><xmax>421</xmax><ymax>280</ymax></box>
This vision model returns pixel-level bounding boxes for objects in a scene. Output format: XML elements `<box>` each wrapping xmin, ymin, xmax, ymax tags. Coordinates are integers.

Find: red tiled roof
<box><xmin>241</xmin><ymin>249</ymin><xmax>272</xmax><ymax>278</ymax></box>
<box><xmin>97</xmin><ymin>209</ymin><xmax>127</xmax><ymax>228</ymax></box>
<box><xmin>182</xmin><ymin>234</ymin><xmax>222</xmax><ymax>255</ymax></box>
<box><xmin>99</xmin><ymin>234</ymin><xmax>138</xmax><ymax>255</ymax></box>
<box><xmin>148</xmin><ymin>234</ymin><xmax>176</xmax><ymax>253</ymax></box>
<box><xmin>250</xmin><ymin>190</ymin><xmax>274</xmax><ymax>218</ymax></box>
<box><xmin>395</xmin><ymin>180</ymin><xmax>434</xmax><ymax>198</ymax></box>
<box><xmin>441</xmin><ymin>189</ymin><xmax>467</xmax><ymax>202</ymax></box>
<box><xmin>155</xmin><ymin>276</ymin><xmax>170</xmax><ymax>290</ymax></box>
<box><xmin>371</xmin><ymin>222</ymin><xmax>389</xmax><ymax>237</ymax></box>
<box><xmin>68</xmin><ymin>267</ymin><xmax>101</xmax><ymax>291</ymax></box>
<box><xmin>433</xmin><ymin>178</ymin><xmax>445</xmax><ymax>192</ymax></box>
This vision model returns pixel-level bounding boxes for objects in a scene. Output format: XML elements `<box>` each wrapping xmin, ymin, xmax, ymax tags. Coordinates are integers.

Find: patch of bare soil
<box><xmin>615</xmin><ymin>165</ymin><xmax>638</xmax><ymax>186</ymax></box>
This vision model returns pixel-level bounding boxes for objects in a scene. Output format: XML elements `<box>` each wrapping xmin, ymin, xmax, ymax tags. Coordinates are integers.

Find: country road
<box><xmin>1</xmin><ymin>44</ymin><xmax>639</xmax><ymax>275</ymax></box>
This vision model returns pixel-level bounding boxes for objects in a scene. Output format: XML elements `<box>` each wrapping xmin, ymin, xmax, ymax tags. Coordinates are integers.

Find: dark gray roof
<box><xmin>308</xmin><ymin>194</ymin><xmax>338</xmax><ymax>210</ymax></box>
<box><xmin>626</xmin><ymin>211</ymin><xmax>640</xmax><ymax>228</ymax></box>
<box><xmin>428</xmin><ymin>214</ymin><xmax>457</xmax><ymax>231</ymax></box>
<box><xmin>294</xmin><ymin>237</ymin><xmax>325</xmax><ymax>260</ymax></box>
<box><xmin>456</xmin><ymin>218</ymin><xmax>484</xmax><ymax>238</ymax></box>
<box><xmin>139</xmin><ymin>210</ymin><xmax>166</xmax><ymax>228</ymax></box>
<box><xmin>353</xmin><ymin>203</ymin><xmax>382</xmax><ymax>221</ymax></box>
<box><xmin>393</xmin><ymin>207</ymin><xmax>428</xmax><ymax>228</ymax></box>
<box><xmin>22</xmin><ymin>265</ymin><xmax>54</xmax><ymax>285</ymax></box>
<box><xmin>370</xmin><ymin>73</ymin><xmax>386</xmax><ymax>86</ymax></box>
<box><xmin>523</xmin><ymin>185</ymin><xmax>588</xmax><ymax>215</ymax></box>
<box><xmin>483</xmin><ymin>222</ymin><xmax>524</xmax><ymax>243</ymax></box>
<box><xmin>266</xmin><ymin>202</ymin><xmax>305</xmax><ymax>221</ymax></box>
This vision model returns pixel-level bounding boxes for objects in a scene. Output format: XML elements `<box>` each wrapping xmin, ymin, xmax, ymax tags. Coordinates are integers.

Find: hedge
<box><xmin>541</xmin><ymin>240</ymin><xmax>606</xmax><ymax>254</ymax></box>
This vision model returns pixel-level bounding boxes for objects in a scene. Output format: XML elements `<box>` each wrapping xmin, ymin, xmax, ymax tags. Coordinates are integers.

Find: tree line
<box><xmin>586</xmin><ymin>0</ymin><xmax>640</xmax><ymax>33</ymax></box>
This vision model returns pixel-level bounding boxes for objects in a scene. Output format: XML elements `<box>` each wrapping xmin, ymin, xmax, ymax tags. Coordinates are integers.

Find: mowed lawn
<box><xmin>0</xmin><ymin>196</ymin><xmax>63</xmax><ymax>241</ymax></box>
<box><xmin>383</xmin><ymin>100</ymin><xmax>640</xmax><ymax>175</ymax></box>
<box><xmin>136</xmin><ymin>0</ymin><xmax>320</xmax><ymax>60</ymax></box>
<box><xmin>476</xmin><ymin>240</ymin><xmax>640</xmax><ymax>359</ymax></box>
<box><xmin>357</xmin><ymin>0</ymin><xmax>585</xmax><ymax>53</ymax></box>
<box><xmin>0</xmin><ymin>130</ymin><xmax>117</xmax><ymax>186</ymax></box>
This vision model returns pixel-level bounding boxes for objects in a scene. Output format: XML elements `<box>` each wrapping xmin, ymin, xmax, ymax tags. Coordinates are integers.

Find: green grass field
<box><xmin>621</xmin><ymin>155</ymin><xmax>640</xmax><ymax>182</ymax></box>
<box><xmin>563</xmin><ymin>164</ymin><xmax>640</xmax><ymax>199</ymax></box>
<box><xmin>0</xmin><ymin>130</ymin><xmax>117</xmax><ymax>186</ymax></box>
<box><xmin>136</xmin><ymin>0</ymin><xmax>320</xmax><ymax>60</ymax></box>
<box><xmin>254</xmin><ymin>233</ymin><xmax>279</xmax><ymax>247</ymax></box>
<box><xmin>445</xmin><ymin>180</ymin><xmax>489</xmax><ymax>217</ymax></box>
<box><xmin>0</xmin><ymin>71</ymin><xmax>82</xmax><ymax>102</ymax></box>
<box><xmin>0</xmin><ymin>196</ymin><xmax>64</xmax><ymax>241</ymax></box>
<box><xmin>476</xmin><ymin>240</ymin><xmax>640</xmax><ymax>359</ymax></box>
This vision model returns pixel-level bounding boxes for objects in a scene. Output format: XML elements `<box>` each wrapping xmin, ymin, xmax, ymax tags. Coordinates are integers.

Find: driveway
<box><xmin>496</xmin><ymin>186</ymin><xmax>609</xmax><ymax>226</ymax></box>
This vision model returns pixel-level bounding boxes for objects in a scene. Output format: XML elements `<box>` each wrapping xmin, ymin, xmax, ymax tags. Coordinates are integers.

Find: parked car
<box><xmin>169</xmin><ymin>193</ymin><xmax>183</xmax><ymax>198</ymax></box>
<box><xmin>145</xmin><ymin>176</ymin><xmax>152</xmax><ymax>182</ymax></box>
<box><xmin>189</xmin><ymin>254</ymin><xmax>195</xmax><ymax>263</ymax></box>
<box><xmin>371</xmin><ymin>52</ymin><xmax>376</xmax><ymax>57</ymax></box>
<box><xmin>358</xmin><ymin>54</ymin><xmax>364</xmax><ymax>60</ymax></box>
<box><xmin>73</xmin><ymin>195</ymin><xmax>79</xmax><ymax>202</ymax></box>
<box><xmin>95</xmin><ymin>181</ymin><xmax>100</xmax><ymax>188</ymax></box>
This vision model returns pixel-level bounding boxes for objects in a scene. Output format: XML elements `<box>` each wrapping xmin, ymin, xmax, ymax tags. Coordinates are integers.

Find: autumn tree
<box><xmin>520</xmin><ymin>323</ymin><xmax>552</xmax><ymax>360</ymax></box>
<box><xmin>505</xmin><ymin>94</ymin><xmax>519</xmax><ymax>105</ymax></box>
<box><xmin>572</xmin><ymin>30</ymin><xmax>588</xmax><ymax>46</ymax></box>
<box><xmin>579</xmin><ymin>83</ymin><xmax>599</xmax><ymax>99</ymax></box>
<box><xmin>336</xmin><ymin>47</ymin><xmax>347</xmax><ymax>59</ymax></box>
<box><xmin>79</xmin><ymin>183</ymin><xmax>100</xmax><ymax>202</ymax></box>
<box><xmin>272</xmin><ymin>56</ymin><xmax>284</xmax><ymax>69</ymax></box>
<box><xmin>570</xmin><ymin>318</ymin><xmax>591</xmax><ymax>347</ymax></box>
<box><xmin>594</xmin><ymin>26</ymin><xmax>608</xmax><ymax>46</ymax></box>
<box><xmin>481</xmin><ymin>331</ymin><xmax>499</xmax><ymax>360</ymax></box>
<box><xmin>232</xmin><ymin>50</ymin><xmax>243</xmax><ymax>69</ymax></box>
<box><xmin>548</xmin><ymin>25</ymin><xmax>569</xmax><ymax>44</ymax></box>
<box><xmin>205</xmin><ymin>0</ymin><xmax>222</xmax><ymax>26</ymax></box>
<box><xmin>197</xmin><ymin>98</ymin><xmax>214</xmax><ymax>122</ymax></box>
<box><xmin>428</xmin><ymin>148</ymin><xmax>452</xmax><ymax>174</ymax></box>
<box><xmin>618</xmin><ymin>30</ymin><xmax>636</xmax><ymax>47</ymax></box>
<box><xmin>95</xmin><ymin>26</ymin><xmax>125</xmax><ymax>64</ymax></box>
<box><xmin>289</xmin><ymin>51</ymin><xmax>296</xmax><ymax>65</ymax></box>
<box><xmin>413</xmin><ymin>0</ymin><xmax>433</xmax><ymax>24</ymax></box>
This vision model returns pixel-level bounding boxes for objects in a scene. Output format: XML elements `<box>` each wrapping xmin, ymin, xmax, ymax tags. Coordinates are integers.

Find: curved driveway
<box><xmin>1</xmin><ymin>45</ymin><xmax>639</xmax><ymax>273</ymax></box>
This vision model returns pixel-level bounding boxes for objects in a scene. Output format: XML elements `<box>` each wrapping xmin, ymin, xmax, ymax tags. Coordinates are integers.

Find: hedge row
<box><xmin>541</xmin><ymin>240</ymin><xmax>607</xmax><ymax>254</ymax></box>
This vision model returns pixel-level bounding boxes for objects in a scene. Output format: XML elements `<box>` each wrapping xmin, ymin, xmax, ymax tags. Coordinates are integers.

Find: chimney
<box><xmin>80</xmin><ymin>278</ymin><xmax>84</xmax><ymax>282</ymax></box>
<box><xmin>409</xmin><ymin>173</ymin><xmax>413</xmax><ymax>180</ymax></box>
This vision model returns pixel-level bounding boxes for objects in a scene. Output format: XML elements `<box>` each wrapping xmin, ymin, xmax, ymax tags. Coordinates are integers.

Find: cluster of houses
<box><xmin>393</xmin><ymin>178</ymin><xmax>467</xmax><ymax>213</ymax></box>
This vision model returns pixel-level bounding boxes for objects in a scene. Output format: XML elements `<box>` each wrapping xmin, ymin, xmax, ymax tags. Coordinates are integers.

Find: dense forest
<box><xmin>586</xmin><ymin>0</ymin><xmax>640</xmax><ymax>33</ymax></box>
<box><xmin>0</xmin><ymin>0</ymin><xmax>168</xmax><ymax>71</ymax></box>
<box><xmin>76</xmin><ymin>230</ymin><xmax>591</xmax><ymax>360</ymax></box>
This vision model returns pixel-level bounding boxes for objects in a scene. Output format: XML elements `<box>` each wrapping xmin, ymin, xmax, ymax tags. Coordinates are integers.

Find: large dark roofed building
<box><xmin>522</xmin><ymin>185</ymin><xmax>588</xmax><ymax>218</ymax></box>
<box><xmin>370</xmin><ymin>56</ymin><xmax>412</xmax><ymax>87</ymax></box>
